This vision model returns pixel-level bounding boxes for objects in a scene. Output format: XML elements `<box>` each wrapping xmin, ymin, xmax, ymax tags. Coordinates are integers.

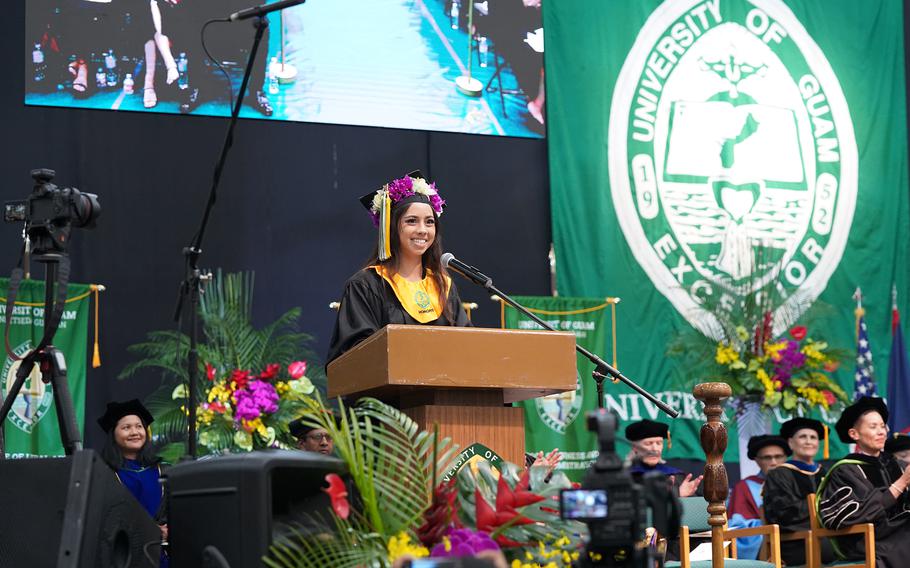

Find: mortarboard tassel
<box><xmin>823</xmin><ymin>423</ymin><xmax>829</xmax><ymax>460</ymax></box>
<box><xmin>379</xmin><ymin>192</ymin><xmax>392</xmax><ymax>261</ymax></box>
<box><xmin>667</xmin><ymin>428</ymin><xmax>672</xmax><ymax>450</ymax></box>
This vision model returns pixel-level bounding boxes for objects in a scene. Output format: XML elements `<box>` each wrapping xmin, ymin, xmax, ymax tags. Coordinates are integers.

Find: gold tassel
<box><xmin>823</xmin><ymin>423</ymin><xmax>829</xmax><ymax>460</ymax></box>
<box><xmin>379</xmin><ymin>192</ymin><xmax>392</xmax><ymax>261</ymax></box>
<box><xmin>92</xmin><ymin>285</ymin><xmax>101</xmax><ymax>368</ymax></box>
<box><xmin>667</xmin><ymin>429</ymin><xmax>672</xmax><ymax>450</ymax></box>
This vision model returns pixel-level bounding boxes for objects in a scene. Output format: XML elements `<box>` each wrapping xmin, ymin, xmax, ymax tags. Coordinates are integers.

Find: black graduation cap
<box><xmin>886</xmin><ymin>433</ymin><xmax>910</xmax><ymax>454</ymax></box>
<box><xmin>289</xmin><ymin>413</ymin><xmax>340</xmax><ymax>440</ymax></box>
<box><xmin>358</xmin><ymin>170</ymin><xmax>433</xmax><ymax>213</ymax></box>
<box><xmin>97</xmin><ymin>399</ymin><xmax>154</xmax><ymax>433</ymax></box>
<box><xmin>834</xmin><ymin>396</ymin><xmax>889</xmax><ymax>443</ymax></box>
<box><xmin>625</xmin><ymin>419</ymin><xmax>669</xmax><ymax>442</ymax></box>
<box><xmin>358</xmin><ymin>170</ymin><xmax>446</xmax><ymax>261</ymax></box>
<box><xmin>746</xmin><ymin>434</ymin><xmax>791</xmax><ymax>460</ymax></box>
<box><xmin>779</xmin><ymin>417</ymin><xmax>826</xmax><ymax>440</ymax></box>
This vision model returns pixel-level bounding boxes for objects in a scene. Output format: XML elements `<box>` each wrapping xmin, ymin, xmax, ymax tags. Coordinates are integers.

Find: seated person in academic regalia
<box><xmin>98</xmin><ymin>399</ymin><xmax>168</xmax><ymax>568</ymax></box>
<box><xmin>763</xmin><ymin>417</ymin><xmax>835</xmax><ymax>565</ymax></box>
<box><xmin>625</xmin><ymin>419</ymin><xmax>702</xmax><ymax>497</ymax></box>
<box><xmin>727</xmin><ymin>435</ymin><xmax>790</xmax><ymax>559</ymax></box>
<box><xmin>818</xmin><ymin>397</ymin><xmax>910</xmax><ymax>568</ymax></box>
<box><xmin>886</xmin><ymin>433</ymin><xmax>910</xmax><ymax>470</ymax></box>
<box><xmin>290</xmin><ymin>417</ymin><xmax>335</xmax><ymax>455</ymax></box>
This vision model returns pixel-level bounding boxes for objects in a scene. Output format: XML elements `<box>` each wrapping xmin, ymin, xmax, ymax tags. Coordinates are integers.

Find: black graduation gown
<box><xmin>764</xmin><ymin>462</ymin><xmax>834</xmax><ymax>565</ymax></box>
<box><xmin>327</xmin><ymin>269</ymin><xmax>471</xmax><ymax>364</ymax></box>
<box><xmin>818</xmin><ymin>453</ymin><xmax>910</xmax><ymax>568</ymax></box>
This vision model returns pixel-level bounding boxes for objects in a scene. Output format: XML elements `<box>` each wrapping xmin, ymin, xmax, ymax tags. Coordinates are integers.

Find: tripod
<box><xmin>0</xmin><ymin>253</ymin><xmax>83</xmax><ymax>457</ymax></box>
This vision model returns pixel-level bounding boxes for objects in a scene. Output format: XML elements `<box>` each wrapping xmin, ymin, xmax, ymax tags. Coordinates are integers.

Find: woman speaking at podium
<box><xmin>327</xmin><ymin>171</ymin><xmax>470</xmax><ymax>364</ymax></box>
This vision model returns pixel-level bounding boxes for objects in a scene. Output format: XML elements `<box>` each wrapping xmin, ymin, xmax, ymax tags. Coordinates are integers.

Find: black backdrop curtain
<box><xmin>4</xmin><ymin>0</ymin><xmax>551</xmax><ymax>450</ymax></box>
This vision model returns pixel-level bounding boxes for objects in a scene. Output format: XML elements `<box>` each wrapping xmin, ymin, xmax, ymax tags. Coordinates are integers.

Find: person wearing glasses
<box><xmin>727</xmin><ymin>434</ymin><xmax>790</xmax><ymax>559</ymax></box>
<box><xmin>289</xmin><ymin>417</ymin><xmax>334</xmax><ymax>455</ymax></box>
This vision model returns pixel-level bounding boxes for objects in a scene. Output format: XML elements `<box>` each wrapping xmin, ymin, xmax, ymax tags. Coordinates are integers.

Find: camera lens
<box><xmin>71</xmin><ymin>189</ymin><xmax>101</xmax><ymax>228</ymax></box>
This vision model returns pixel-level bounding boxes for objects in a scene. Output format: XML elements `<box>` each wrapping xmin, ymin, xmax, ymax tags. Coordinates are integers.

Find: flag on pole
<box><xmin>853</xmin><ymin>288</ymin><xmax>876</xmax><ymax>399</ymax></box>
<box><xmin>887</xmin><ymin>286</ymin><xmax>910</xmax><ymax>432</ymax></box>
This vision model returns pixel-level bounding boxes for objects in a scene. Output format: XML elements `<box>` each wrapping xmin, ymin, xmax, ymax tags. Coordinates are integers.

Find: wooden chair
<box><xmin>806</xmin><ymin>493</ymin><xmax>875</xmax><ymax>568</ymax></box>
<box><xmin>668</xmin><ymin>495</ymin><xmax>783</xmax><ymax>568</ymax></box>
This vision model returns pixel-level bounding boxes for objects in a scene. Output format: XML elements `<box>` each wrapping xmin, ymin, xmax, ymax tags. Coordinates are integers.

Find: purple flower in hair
<box><xmin>429</xmin><ymin>193</ymin><xmax>446</xmax><ymax>214</ymax></box>
<box><xmin>387</xmin><ymin>176</ymin><xmax>415</xmax><ymax>201</ymax></box>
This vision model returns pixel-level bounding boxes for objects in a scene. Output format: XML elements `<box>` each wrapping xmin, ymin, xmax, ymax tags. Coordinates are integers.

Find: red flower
<box><xmin>822</xmin><ymin>390</ymin><xmax>837</xmax><ymax>405</ymax></box>
<box><xmin>288</xmin><ymin>361</ymin><xmax>308</xmax><ymax>379</ymax></box>
<box><xmin>260</xmin><ymin>363</ymin><xmax>280</xmax><ymax>380</ymax></box>
<box><xmin>824</xmin><ymin>360</ymin><xmax>840</xmax><ymax>372</ymax></box>
<box><xmin>789</xmin><ymin>326</ymin><xmax>807</xmax><ymax>341</ymax></box>
<box><xmin>323</xmin><ymin>474</ymin><xmax>350</xmax><ymax>520</ymax></box>
<box><xmin>209</xmin><ymin>401</ymin><xmax>225</xmax><ymax>413</ymax></box>
<box><xmin>205</xmin><ymin>363</ymin><xmax>216</xmax><ymax>381</ymax></box>
<box><xmin>475</xmin><ymin>489</ymin><xmax>497</xmax><ymax>533</ymax></box>
<box><xmin>496</xmin><ymin>472</ymin><xmax>544</xmax><ymax>511</ymax></box>
<box><xmin>230</xmin><ymin>370</ymin><xmax>251</xmax><ymax>389</ymax></box>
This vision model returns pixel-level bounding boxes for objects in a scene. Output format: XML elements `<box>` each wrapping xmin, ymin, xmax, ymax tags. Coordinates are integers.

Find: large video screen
<box><xmin>25</xmin><ymin>0</ymin><xmax>545</xmax><ymax>138</ymax></box>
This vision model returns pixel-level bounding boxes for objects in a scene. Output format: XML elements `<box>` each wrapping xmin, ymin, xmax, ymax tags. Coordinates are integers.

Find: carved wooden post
<box><xmin>693</xmin><ymin>382</ymin><xmax>732</xmax><ymax>568</ymax></box>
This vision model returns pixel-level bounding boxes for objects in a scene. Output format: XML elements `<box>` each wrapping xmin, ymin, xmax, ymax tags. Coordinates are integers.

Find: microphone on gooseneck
<box><xmin>228</xmin><ymin>0</ymin><xmax>307</xmax><ymax>22</ymax></box>
<box><xmin>441</xmin><ymin>253</ymin><xmax>493</xmax><ymax>288</ymax></box>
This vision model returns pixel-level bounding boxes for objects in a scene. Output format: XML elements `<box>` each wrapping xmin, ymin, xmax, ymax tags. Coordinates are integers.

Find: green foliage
<box><xmin>119</xmin><ymin>270</ymin><xmax>324</xmax><ymax>455</ymax></box>
<box><xmin>265</xmin><ymin>395</ymin><xmax>460</xmax><ymax>568</ymax></box>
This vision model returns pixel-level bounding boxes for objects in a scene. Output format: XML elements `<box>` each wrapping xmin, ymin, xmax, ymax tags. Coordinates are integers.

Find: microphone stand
<box><xmin>173</xmin><ymin>16</ymin><xmax>270</xmax><ymax>459</ymax></box>
<box><xmin>483</xmin><ymin>281</ymin><xmax>678</xmax><ymax>418</ymax></box>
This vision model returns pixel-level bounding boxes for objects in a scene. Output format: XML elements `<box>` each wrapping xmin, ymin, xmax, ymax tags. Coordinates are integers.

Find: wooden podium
<box><xmin>327</xmin><ymin>325</ymin><xmax>577</xmax><ymax>466</ymax></box>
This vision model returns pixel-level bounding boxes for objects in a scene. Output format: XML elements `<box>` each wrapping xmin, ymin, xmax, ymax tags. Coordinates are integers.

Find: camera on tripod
<box><xmin>561</xmin><ymin>409</ymin><xmax>680</xmax><ymax>568</ymax></box>
<box><xmin>4</xmin><ymin>168</ymin><xmax>100</xmax><ymax>257</ymax></box>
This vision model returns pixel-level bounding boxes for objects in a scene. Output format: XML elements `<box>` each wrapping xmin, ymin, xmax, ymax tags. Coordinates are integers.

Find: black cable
<box><xmin>201</xmin><ymin>18</ymin><xmax>235</xmax><ymax>112</ymax></box>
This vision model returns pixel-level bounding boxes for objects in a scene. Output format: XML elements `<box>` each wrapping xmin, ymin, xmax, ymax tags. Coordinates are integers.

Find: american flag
<box><xmin>854</xmin><ymin>315</ymin><xmax>877</xmax><ymax>399</ymax></box>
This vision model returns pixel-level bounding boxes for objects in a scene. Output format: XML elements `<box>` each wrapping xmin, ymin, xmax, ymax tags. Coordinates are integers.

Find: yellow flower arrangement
<box><xmin>387</xmin><ymin>531</ymin><xmax>429</xmax><ymax>563</ymax></box>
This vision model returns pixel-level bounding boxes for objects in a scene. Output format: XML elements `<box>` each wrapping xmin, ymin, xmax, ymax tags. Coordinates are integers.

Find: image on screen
<box><xmin>561</xmin><ymin>489</ymin><xmax>608</xmax><ymax>520</ymax></box>
<box><xmin>24</xmin><ymin>0</ymin><xmax>545</xmax><ymax>138</ymax></box>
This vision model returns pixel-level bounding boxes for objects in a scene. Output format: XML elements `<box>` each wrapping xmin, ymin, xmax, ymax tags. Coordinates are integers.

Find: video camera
<box><xmin>561</xmin><ymin>409</ymin><xmax>680</xmax><ymax>568</ymax></box>
<box><xmin>4</xmin><ymin>169</ymin><xmax>100</xmax><ymax>257</ymax></box>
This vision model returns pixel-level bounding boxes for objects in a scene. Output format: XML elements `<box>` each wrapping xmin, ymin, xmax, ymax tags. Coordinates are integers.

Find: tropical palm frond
<box><xmin>294</xmin><ymin>395</ymin><xmax>458</xmax><ymax>540</ymax></box>
<box><xmin>265</xmin><ymin>513</ymin><xmax>388</xmax><ymax>568</ymax></box>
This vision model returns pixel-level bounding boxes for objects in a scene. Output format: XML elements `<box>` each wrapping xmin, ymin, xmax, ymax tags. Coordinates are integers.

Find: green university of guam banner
<box><xmin>503</xmin><ymin>296</ymin><xmax>610</xmax><ymax>481</ymax></box>
<box><xmin>1</xmin><ymin>279</ymin><xmax>92</xmax><ymax>458</ymax></box>
<box><xmin>546</xmin><ymin>0</ymin><xmax>910</xmax><ymax>460</ymax></box>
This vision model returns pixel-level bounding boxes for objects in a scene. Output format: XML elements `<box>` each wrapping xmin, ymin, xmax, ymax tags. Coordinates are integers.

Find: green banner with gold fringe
<box><xmin>1</xmin><ymin>279</ymin><xmax>93</xmax><ymax>458</ymax></box>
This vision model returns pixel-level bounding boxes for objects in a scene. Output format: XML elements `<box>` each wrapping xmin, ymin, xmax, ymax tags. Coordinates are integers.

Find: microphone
<box><xmin>228</xmin><ymin>0</ymin><xmax>306</xmax><ymax>22</ymax></box>
<box><xmin>441</xmin><ymin>253</ymin><xmax>492</xmax><ymax>288</ymax></box>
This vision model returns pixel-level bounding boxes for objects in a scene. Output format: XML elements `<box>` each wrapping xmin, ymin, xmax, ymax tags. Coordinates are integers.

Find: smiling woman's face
<box><xmin>114</xmin><ymin>414</ymin><xmax>146</xmax><ymax>457</ymax></box>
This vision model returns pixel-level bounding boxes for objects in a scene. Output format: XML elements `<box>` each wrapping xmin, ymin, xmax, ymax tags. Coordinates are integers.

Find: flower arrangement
<box><xmin>368</xmin><ymin>174</ymin><xmax>446</xmax><ymax>226</ymax></box>
<box><xmin>196</xmin><ymin>361</ymin><xmax>315</xmax><ymax>452</ymax></box>
<box><xmin>711</xmin><ymin>321</ymin><xmax>848</xmax><ymax>413</ymax></box>
<box><xmin>265</xmin><ymin>395</ymin><xmax>587</xmax><ymax>568</ymax></box>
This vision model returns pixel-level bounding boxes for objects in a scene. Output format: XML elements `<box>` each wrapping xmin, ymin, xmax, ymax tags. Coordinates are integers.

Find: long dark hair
<box><xmin>100</xmin><ymin>426</ymin><xmax>160</xmax><ymax>471</ymax></box>
<box><xmin>365</xmin><ymin>201</ymin><xmax>454</xmax><ymax>323</ymax></box>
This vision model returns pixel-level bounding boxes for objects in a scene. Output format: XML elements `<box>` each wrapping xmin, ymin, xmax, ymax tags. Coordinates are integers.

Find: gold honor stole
<box><xmin>373</xmin><ymin>266</ymin><xmax>450</xmax><ymax>323</ymax></box>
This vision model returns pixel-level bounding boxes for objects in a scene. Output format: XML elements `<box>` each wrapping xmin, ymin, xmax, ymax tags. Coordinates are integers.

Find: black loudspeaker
<box><xmin>0</xmin><ymin>449</ymin><xmax>162</xmax><ymax>567</ymax></box>
<box><xmin>167</xmin><ymin>450</ymin><xmax>347</xmax><ymax>568</ymax></box>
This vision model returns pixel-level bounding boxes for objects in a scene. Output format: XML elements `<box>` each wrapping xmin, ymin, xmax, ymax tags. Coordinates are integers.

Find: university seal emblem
<box><xmin>2</xmin><ymin>342</ymin><xmax>52</xmax><ymax>433</ymax></box>
<box><xmin>609</xmin><ymin>0</ymin><xmax>857</xmax><ymax>336</ymax></box>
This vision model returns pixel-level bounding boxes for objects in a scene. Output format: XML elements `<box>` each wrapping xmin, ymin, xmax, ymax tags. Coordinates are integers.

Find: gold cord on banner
<box><xmin>0</xmin><ymin>283</ymin><xmax>105</xmax><ymax>368</ymax></box>
<box><xmin>496</xmin><ymin>296</ymin><xmax>621</xmax><ymax>372</ymax></box>
<box><xmin>92</xmin><ymin>285</ymin><xmax>102</xmax><ymax>368</ymax></box>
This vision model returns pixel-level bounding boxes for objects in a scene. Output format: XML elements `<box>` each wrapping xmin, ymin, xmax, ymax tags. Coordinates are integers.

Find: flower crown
<box><xmin>368</xmin><ymin>175</ymin><xmax>446</xmax><ymax>227</ymax></box>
